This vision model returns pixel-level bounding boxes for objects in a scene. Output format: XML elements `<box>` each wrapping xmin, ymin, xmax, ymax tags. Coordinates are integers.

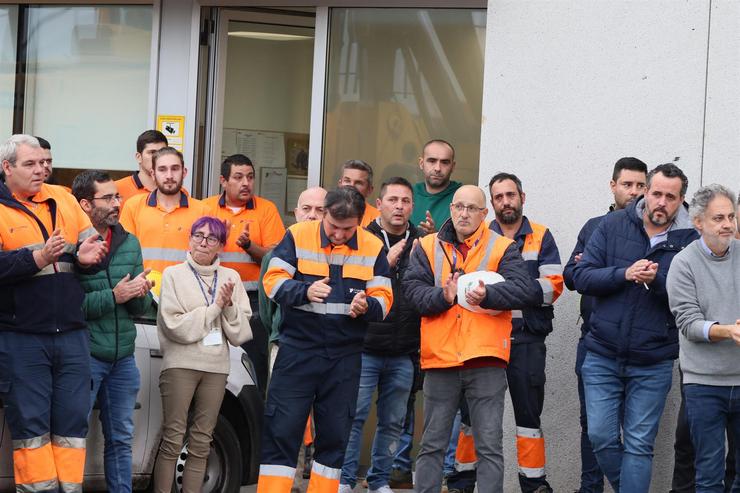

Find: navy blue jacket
<box><xmin>563</xmin><ymin>212</ymin><xmax>609</xmax><ymax>337</ymax></box>
<box><xmin>572</xmin><ymin>198</ymin><xmax>698</xmax><ymax>365</ymax></box>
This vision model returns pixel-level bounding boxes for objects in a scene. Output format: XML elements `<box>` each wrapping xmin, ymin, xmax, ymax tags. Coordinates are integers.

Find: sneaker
<box><xmin>338</xmin><ymin>484</ymin><xmax>353</xmax><ymax>493</ymax></box>
<box><xmin>369</xmin><ymin>487</ymin><xmax>394</xmax><ymax>493</ymax></box>
<box><xmin>447</xmin><ymin>488</ymin><xmax>474</xmax><ymax>493</ymax></box>
<box><xmin>388</xmin><ymin>469</ymin><xmax>413</xmax><ymax>489</ymax></box>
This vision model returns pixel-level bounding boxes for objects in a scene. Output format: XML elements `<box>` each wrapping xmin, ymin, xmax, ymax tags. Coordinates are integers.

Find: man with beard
<box><xmin>572</xmin><ymin>163</ymin><xmax>699</xmax><ymax>493</ymax></box>
<box><xmin>72</xmin><ymin>170</ymin><xmax>154</xmax><ymax>493</ymax></box>
<box><xmin>120</xmin><ymin>147</ymin><xmax>211</xmax><ymax>274</ymax></box>
<box><xmin>563</xmin><ymin>157</ymin><xmax>647</xmax><ymax>493</ymax></box>
<box><xmin>667</xmin><ymin>184</ymin><xmax>740</xmax><ymax>492</ymax></box>
<box><xmin>410</xmin><ymin>139</ymin><xmax>462</xmax><ymax>235</ymax></box>
<box><xmin>486</xmin><ymin>172</ymin><xmax>563</xmax><ymax>493</ymax></box>
<box><xmin>204</xmin><ymin>153</ymin><xmax>286</xmax><ymax>394</ymax></box>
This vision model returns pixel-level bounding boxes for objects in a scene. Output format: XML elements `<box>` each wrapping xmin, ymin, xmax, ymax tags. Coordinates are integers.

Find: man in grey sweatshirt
<box><xmin>667</xmin><ymin>183</ymin><xmax>740</xmax><ymax>492</ymax></box>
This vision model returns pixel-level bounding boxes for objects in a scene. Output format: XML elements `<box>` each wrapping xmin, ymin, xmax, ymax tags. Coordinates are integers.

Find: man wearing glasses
<box><xmin>72</xmin><ymin>170</ymin><xmax>154</xmax><ymax>493</ymax></box>
<box><xmin>487</xmin><ymin>172</ymin><xmax>563</xmax><ymax>493</ymax></box>
<box><xmin>405</xmin><ymin>185</ymin><xmax>537</xmax><ymax>493</ymax></box>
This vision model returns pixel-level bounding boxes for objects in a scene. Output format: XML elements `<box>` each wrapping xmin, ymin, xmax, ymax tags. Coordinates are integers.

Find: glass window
<box><xmin>23</xmin><ymin>6</ymin><xmax>152</xmax><ymax>182</ymax></box>
<box><xmin>323</xmin><ymin>8</ymin><xmax>486</xmax><ymax>197</ymax></box>
<box><xmin>0</xmin><ymin>7</ymin><xmax>17</xmax><ymax>139</ymax></box>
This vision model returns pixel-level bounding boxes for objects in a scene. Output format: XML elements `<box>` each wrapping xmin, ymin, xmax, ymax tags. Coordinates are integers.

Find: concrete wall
<box><xmin>480</xmin><ymin>1</ymin><xmax>729</xmax><ymax>491</ymax></box>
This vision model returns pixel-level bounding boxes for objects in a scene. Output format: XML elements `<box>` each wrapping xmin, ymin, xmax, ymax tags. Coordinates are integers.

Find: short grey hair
<box><xmin>689</xmin><ymin>184</ymin><xmax>738</xmax><ymax>221</ymax></box>
<box><xmin>341</xmin><ymin>159</ymin><xmax>374</xmax><ymax>185</ymax></box>
<box><xmin>0</xmin><ymin>134</ymin><xmax>41</xmax><ymax>166</ymax></box>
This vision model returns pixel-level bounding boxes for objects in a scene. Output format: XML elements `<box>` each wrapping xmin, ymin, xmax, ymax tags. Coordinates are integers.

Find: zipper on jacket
<box><xmin>105</xmin><ymin>266</ymin><xmax>120</xmax><ymax>362</ymax></box>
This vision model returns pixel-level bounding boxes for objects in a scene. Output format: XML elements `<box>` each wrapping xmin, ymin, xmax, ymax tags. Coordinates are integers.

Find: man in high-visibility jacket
<box><xmin>488</xmin><ymin>172</ymin><xmax>563</xmax><ymax>493</ymax></box>
<box><xmin>339</xmin><ymin>159</ymin><xmax>380</xmax><ymax>228</ymax></box>
<box><xmin>257</xmin><ymin>186</ymin><xmax>393</xmax><ymax>493</ymax></box>
<box><xmin>204</xmin><ymin>153</ymin><xmax>285</xmax><ymax>393</ymax></box>
<box><xmin>0</xmin><ymin>134</ymin><xmax>107</xmax><ymax>493</ymax></box>
<box><xmin>404</xmin><ymin>184</ymin><xmax>538</xmax><ymax>493</ymax></box>
<box><xmin>119</xmin><ymin>146</ymin><xmax>211</xmax><ymax>276</ymax></box>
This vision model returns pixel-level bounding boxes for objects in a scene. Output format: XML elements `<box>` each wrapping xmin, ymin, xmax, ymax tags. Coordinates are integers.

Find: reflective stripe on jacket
<box><xmin>403</xmin><ymin>219</ymin><xmax>540</xmax><ymax>369</ymax></box>
<box><xmin>262</xmin><ymin>220</ymin><xmax>392</xmax><ymax>357</ymax></box>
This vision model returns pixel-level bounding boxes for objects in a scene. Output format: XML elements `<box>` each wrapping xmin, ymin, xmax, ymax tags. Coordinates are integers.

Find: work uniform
<box><xmin>0</xmin><ymin>182</ymin><xmax>99</xmax><ymax>493</ymax></box>
<box><xmin>257</xmin><ymin>220</ymin><xmax>392</xmax><ymax>493</ymax></box>
<box><xmin>404</xmin><ymin>219</ymin><xmax>538</xmax><ymax>493</ymax></box>
<box><xmin>114</xmin><ymin>173</ymin><xmax>150</xmax><ymax>204</ymax></box>
<box><xmin>119</xmin><ymin>190</ymin><xmax>212</xmax><ymax>275</ymax></box>
<box><xmin>204</xmin><ymin>192</ymin><xmax>285</xmax><ymax>393</ymax></box>
<box><xmin>360</xmin><ymin>203</ymin><xmax>380</xmax><ymax>228</ymax></box>
<box><xmin>490</xmin><ymin>217</ymin><xmax>563</xmax><ymax>492</ymax></box>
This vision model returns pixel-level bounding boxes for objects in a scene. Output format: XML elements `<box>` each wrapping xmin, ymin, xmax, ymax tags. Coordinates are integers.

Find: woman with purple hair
<box><xmin>153</xmin><ymin>216</ymin><xmax>253</xmax><ymax>493</ymax></box>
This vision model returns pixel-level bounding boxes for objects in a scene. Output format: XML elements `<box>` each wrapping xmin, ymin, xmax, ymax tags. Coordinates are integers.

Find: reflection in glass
<box><xmin>0</xmin><ymin>7</ymin><xmax>17</xmax><ymax>139</ymax></box>
<box><xmin>23</xmin><ymin>6</ymin><xmax>152</xmax><ymax>171</ymax></box>
<box><xmin>323</xmin><ymin>8</ymin><xmax>486</xmax><ymax>197</ymax></box>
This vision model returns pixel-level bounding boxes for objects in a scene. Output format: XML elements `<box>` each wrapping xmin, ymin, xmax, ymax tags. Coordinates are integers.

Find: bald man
<box><xmin>294</xmin><ymin>186</ymin><xmax>327</xmax><ymax>222</ymax></box>
<box><xmin>404</xmin><ymin>185</ymin><xmax>538</xmax><ymax>493</ymax></box>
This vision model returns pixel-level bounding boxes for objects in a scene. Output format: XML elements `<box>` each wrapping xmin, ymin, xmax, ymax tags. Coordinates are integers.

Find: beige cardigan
<box><xmin>157</xmin><ymin>253</ymin><xmax>252</xmax><ymax>374</ymax></box>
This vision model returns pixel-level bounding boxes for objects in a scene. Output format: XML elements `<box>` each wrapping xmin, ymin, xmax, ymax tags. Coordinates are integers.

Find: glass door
<box><xmin>206</xmin><ymin>9</ymin><xmax>315</xmax><ymax>225</ymax></box>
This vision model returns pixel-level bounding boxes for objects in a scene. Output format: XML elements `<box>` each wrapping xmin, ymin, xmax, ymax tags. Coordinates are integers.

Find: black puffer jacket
<box><xmin>363</xmin><ymin>220</ymin><xmax>421</xmax><ymax>356</ymax></box>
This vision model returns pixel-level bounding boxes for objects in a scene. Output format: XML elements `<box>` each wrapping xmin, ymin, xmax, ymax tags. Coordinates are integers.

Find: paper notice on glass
<box><xmin>221</xmin><ymin>128</ymin><xmax>238</xmax><ymax>156</ymax></box>
<box><xmin>260</xmin><ymin>168</ymin><xmax>287</xmax><ymax>217</ymax></box>
<box><xmin>286</xmin><ymin>177</ymin><xmax>307</xmax><ymax>214</ymax></box>
<box><xmin>236</xmin><ymin>130</ymin><xmax>286</xmax><ymax>168</ymax></box>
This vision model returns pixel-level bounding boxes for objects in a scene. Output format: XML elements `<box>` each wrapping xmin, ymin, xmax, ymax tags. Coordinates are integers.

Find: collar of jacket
<box><xmin>630</xmin><ymin>196</ymin><xmax>693</xmax><ymax>231</ymax></box>
<box><xmin>365</xmin><ymin>218</ymin><xmax>419</xmax><ymax>238</ymax></box>
<box><xmin>490</xmin><ymin>215</ymin><xmax>533</xmax><ymax>242</ymax></box>
<box><xmin>436</xmin><ymin>217</ymin><xmax>488</xmax><ymax>247</ymax></box>
<box><xmin>320</xmin><ymin>221</ymin><xmax>359</xmax><ymax>249</ymax></box>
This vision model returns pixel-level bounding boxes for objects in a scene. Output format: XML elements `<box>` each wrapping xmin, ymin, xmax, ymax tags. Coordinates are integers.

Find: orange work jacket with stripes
<box><xmin>490</xmin><ymin>217</ymin><xmax>563</xmax><ymax>342</ymax></box>
<box><xmin>0</xmin><ymin>182</ymin><xmax>98</xmax><ymax>333</ymax></box>
<box><xmin>404</xmin><ymin>219</ymin><xmax>540</xmax><ymax>370</ymax></box>
<box><xmin>203</xmin><ymin>193</ymin><xmax>285</xmax><ymax>292</ymax></box>
<box><xmin>262</xmin><ymin>219</ymin><xmax>393</xmax><ymax>357</ymax></box>
<box><xmin>360</xmin><ymin>203</ymin><xmax>380</xmax><ymax>228</ymax></box>
<box><xmin>119</xmin><ymin>190</ymin><xmax>212</xmax><ymax>275</ymax></box>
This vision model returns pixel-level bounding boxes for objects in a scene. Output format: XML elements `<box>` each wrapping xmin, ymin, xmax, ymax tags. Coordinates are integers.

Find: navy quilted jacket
<box><xmin>572</xmin><ymin>198</ymin><xmax>698</xmax><ymax>365</ymax></box>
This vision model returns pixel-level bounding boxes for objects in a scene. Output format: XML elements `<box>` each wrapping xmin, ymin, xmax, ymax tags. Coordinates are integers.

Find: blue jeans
<box><xmin>340</xmin><ymin>353</ymin><xmax>414</xmax><ymax>489</ymax></box>
<box><xmin>576</xmin><ymin>338</ymin><xmax>605</xmax><ymax>492</ymax></box>
<box><xmin>581</xmin><ymin>351</ymin><xmax>673</xmax><ymax>493</ymax></box>
<box><xmin>90</xmin><ymin>355</ymin><xmax>141</xmax><ymax>493</ymax></box>
<box><xmin>684</xmin><ymin>384</ymin><xmax>740</xmax><ymax>493</ymax></box>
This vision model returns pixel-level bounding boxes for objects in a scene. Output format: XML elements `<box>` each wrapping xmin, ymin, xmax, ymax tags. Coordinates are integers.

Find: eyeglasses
<box><xmin>451</xmin><ymin>203</ymin><xmax>485</xmax><ymax>214</ymax></box>
<box><xmin>91</xmin><ymin>194</ymin><xmax>122</xmax><ymax>204</ymax></box>
<box><xmin>191</xmin><ymin>232</ymin><xmax>221</xmax><ymax>246</ymax></box>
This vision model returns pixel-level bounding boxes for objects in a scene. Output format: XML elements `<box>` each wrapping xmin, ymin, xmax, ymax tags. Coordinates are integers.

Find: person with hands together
<box><xmin>258</xmin><ymin>187</ymin><xmax>392</xmax><ymax>493</ymax></box>
<box><xmin>0</xmin><ymin>135</ymin><xmax>106</xmax><ymax>493</ymax></box>
<box><xmin>339</xmin><ymin>177</ymin><xmax>421</xmax><ymax>493</ymax></box>
<box><xmin>667</xmin><ymin>184</ymin><xmax>740</xmax><ymax>492</ymax></box>
<box><xmin>572</xmin><ymin>163</ymin><xmax>699</xmax><ymax>493</ymax></box>
<box><xmin>403</xmin><ymin>185</ymin><xmax>538</xmax><ymax>493</ymax></box>
<box><xmin>73</xmin><ymin>170</ymin><xmax>155</xmax><ymax>493</ymax></box>
<box><xmin>153</xmin><ymin>216</ymin><xmax>252</xmax><ymax>493</ymax></box>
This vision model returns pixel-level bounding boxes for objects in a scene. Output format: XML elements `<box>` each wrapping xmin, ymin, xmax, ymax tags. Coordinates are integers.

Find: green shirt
<box><xmin>410</xmin><ymin>180</ymin><xmax>462</xmax><ymax>228</ymax></box>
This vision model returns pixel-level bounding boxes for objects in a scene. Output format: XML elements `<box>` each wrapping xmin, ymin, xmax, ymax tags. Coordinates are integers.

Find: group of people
<box><xmin>0</xmin><ymin>130</ymin><xmax>737</xmax><ymax>493</ymax></box>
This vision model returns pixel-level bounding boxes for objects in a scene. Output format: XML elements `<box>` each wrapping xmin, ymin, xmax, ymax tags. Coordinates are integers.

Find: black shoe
<box><xmin>388</xmin><ymin>469</ymin><xmax>413</xmax><ymax>489</ymax></box>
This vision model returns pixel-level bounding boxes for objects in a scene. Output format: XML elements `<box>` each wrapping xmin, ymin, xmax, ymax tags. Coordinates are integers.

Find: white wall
<box><xmin>480</xmin><ymin>1</ymin><xmax>711</xmax><ymax>491</ymax></box>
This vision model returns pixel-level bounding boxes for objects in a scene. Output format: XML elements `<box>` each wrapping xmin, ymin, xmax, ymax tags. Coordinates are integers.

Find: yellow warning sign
<box><xmin>157</xmin><ymin>114</ymin><xmax>185</xmax><ymax>152</ymax></box>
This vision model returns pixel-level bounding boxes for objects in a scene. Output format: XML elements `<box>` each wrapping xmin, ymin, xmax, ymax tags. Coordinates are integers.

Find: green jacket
<box><xmin>78</xmin><ymin>224</ymin><xmax>153</xmax><ymax>362</ymax></box>
<box><xmin>258</xmin><ymin>250</ymin><xmax>281</xmax><ymax>344</ymax></box>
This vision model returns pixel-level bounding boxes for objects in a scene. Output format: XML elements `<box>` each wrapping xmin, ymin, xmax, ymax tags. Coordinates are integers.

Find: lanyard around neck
<box><xmin>189</xmin><ymin>264</ymin><xmax>218</xmax><ymax>306</ymax></box>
